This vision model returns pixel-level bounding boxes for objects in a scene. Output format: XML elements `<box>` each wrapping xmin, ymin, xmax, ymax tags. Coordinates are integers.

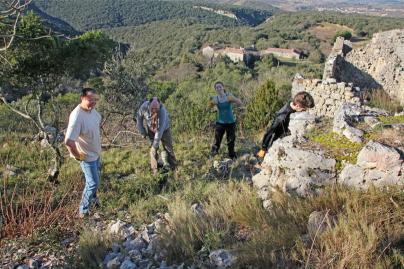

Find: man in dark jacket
<box><xmin>257</xmin><ymin>91</ymin><xmax>314</xmax><ymax>158</ymax></box>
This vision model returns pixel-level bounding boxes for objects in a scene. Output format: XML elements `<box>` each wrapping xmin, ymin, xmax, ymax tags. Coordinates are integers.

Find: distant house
<box><xmin>202</xmin><ymin>44</ymin><xmax>223</xmax><ymax>58</ymax></box>
<box><xmin>261</xmin><ymin>48</ymin><xmax>302</xmax><ymax>59</ymax></box>
<box><xmin>202</xmin><ymin>45</ymin><xmax>256</xmax><ymax>65</ymax></box>
<box><xmin>221</xmin><ymin>47</ymin><xmax>246</xmax><ymax>63</ymax></box>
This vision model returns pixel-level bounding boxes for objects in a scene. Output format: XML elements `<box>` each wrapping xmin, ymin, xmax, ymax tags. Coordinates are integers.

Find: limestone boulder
<box><xmin>339</xmin><ymin>141</ymin><xmax>403</xmax><ymax>188</ymax></box>
<box><xmin>252</xmin><ymin>136</ymin><xmax>336</xmax><ymax>200</ymax></box>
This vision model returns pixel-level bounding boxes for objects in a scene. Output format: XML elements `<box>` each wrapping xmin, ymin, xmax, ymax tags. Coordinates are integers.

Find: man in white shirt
<box><xmin>64</xmin><ymin>88</ymin><xmax>101</xmax><ymax>218</ymax></box>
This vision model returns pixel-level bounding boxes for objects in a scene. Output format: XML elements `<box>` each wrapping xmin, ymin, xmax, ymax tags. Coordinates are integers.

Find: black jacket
<box><xmin>261</xmin><ymin>103</ymin><xmax>295</xmax><ymax>151</ymax></box>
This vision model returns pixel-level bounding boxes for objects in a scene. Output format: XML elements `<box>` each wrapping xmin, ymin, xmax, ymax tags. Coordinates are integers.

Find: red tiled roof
<box><xmin>222</xmin><ymin>47</ymin><xmax>245</xmax><ymax>54</ymax></box>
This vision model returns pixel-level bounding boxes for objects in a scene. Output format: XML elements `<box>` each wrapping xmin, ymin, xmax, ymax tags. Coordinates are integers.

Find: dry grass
<box><xmin>0</xmin><ymin>176</ymin><xmax>80</xmax><ymax>239</ymax></box>
<box><xmin>161</xmin><ymin>182</ymin><xmax>404</xmax><ymax>268</ymax></box>
<box><xmin>78</xmin><ymin>229</ymin><xmax>114</xmax><ymax>269</ymax></box>
<box><xmin>364</xmin><ymin>89</ymin><xmax>403</xmax><ymax>114</ymax></box>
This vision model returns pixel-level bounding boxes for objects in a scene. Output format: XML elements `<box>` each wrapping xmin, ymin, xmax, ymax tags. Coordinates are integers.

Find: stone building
<box><xmin>202</xmin><ymin>45</ymin><xmax>256</xmax><ymax>65</ymax></box>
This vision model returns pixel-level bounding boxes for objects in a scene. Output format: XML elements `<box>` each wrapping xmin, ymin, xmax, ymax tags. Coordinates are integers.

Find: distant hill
<box><xmin>28</xmin><ymin>3</ymin><xmax>80</xmax><ymax>36</ymax></box>
<box><xmin>31</xmin><ymin>0</ymin><xmax>276</xmax><ymax>31</ymax></box>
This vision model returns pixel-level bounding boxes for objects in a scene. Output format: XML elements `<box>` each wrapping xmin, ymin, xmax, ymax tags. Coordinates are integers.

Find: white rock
<box><xmin>107</xmin><ymin>257</ymin><xmax>121</xmax><ymax>269</ymax></box>
<box><xmin>253</xmin><ymin>136</ymin><xmax>336</xmax><ymax>199</ymax></box>
<box><xmin>289</xmin><ymin>112</ymin><xmax>316</xmax><ymax>141</ymax></box>
<box><xmin>209</xmin><ymin>249</ymin><xmax>236</xmax><ymax>268</ymax></box>
<box><xmin>191</xmin><ymin>203</ymin><xmax>205</xmax><ymax>217</ymax></box>
<box><xmin>109</xmin><ymin>220</ymin><xmax>126</xmax><ymax>235</ymax></box>
<box><xmin>357</xmin><ymin>141</ymin><xmax>402</xmax><ymax>172</ymax></box>
<box><xmin>339</xmin><ymin>141</ymin><xmax>403</xmax><ymax>188</ymax></box>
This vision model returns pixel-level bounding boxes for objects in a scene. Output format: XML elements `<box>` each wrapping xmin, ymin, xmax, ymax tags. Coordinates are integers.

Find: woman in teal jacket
<box><xmin>208</xmin><ymin>81</ymin><xmax>243</xmax><ymax>159</ymax></box>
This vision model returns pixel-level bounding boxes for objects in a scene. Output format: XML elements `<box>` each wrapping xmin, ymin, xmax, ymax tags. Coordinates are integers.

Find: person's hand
<box><xmin>151</xmin><ymin>139</ymin><xmax>159</xmax><ymax>150</ymax></box>
<box><xmin>76</xmin><ymin>151</ymin><xmax>85</xmax><ymax>161</ymax></box>
<box><xmin>150</xmin><ymin>146</ymin><xmax>157</xmax><ymax>156</ymax></box>
<box><xmin>256</xmin><ymin>149</ymin><xmax>266</xmax><ymax>158</ymax></box>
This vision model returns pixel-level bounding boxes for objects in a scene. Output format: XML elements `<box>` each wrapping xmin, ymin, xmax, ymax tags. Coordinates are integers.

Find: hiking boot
<box><xmin>229</xmin><ymin>151</ymin><xmax>237</xmax><ymax>160</ymax></box>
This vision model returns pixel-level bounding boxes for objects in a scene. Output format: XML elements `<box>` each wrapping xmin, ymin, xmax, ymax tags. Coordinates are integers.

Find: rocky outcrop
<box><xmin>252</xmin><ymin>114</ymin><xmax>336</xmax><ymax>204</ymax></box>
<box><xmin>340</xmin><ymin>141</ymin><xmax>403</xmax><ymax>188</ymax></box>
<box><xmin>344</xmin><ymin>29</ymin><xmax>404</xmax><ymax>105</ymax></box>
<box><xmin>333</xmin><ymin>103</ymin><xmax>389</xmax><ymax>143</ymax></box>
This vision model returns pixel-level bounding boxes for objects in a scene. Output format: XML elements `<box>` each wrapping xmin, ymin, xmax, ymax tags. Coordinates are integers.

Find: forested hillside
<box><xmin>32</xmin><ymin>0</ymin><xmax>275</xmax><ymax>30</ymax></box>
<box><xmin>102</xmin><ymin>10</ymin><xmax>404</xmax><ymax>80</ymax></box>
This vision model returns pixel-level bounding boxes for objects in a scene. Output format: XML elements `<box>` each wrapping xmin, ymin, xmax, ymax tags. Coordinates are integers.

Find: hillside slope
<box><xmin>31</xmin><ymin>0</ymin><xmax>274</xmax><ymax>31</ymax></box>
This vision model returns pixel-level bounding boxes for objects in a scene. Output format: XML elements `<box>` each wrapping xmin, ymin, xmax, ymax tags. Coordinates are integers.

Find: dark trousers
<box><xmin>211</xmin><ymin>122</ymin><xmax>236</xmax><ymax>158</ymax></box>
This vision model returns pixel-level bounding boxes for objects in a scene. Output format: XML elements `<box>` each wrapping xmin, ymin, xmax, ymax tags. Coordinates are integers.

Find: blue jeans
<box><xmin>79</xmin><ymin>158</ymin><xmax>101</xmax><ymax>214</ymax></box>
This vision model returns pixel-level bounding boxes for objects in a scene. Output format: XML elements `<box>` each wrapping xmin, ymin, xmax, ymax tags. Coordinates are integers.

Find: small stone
<box><xmin>138</xmin><ymin>259</ymin><xmax>150</xmax><ymax>268</ymax></box>
<box><xmin>191</xmin><ymin>203</ymin><xmax>205</xmax><ymax>217</ymax></box>
<box><xmin>107</xmin><ymin>257</ymin><xmax>121</xmax><ymax>269</ymax></box>
<box><xmin>147</xmin><ymin>223</ymin><xmax>156</xmax><ymax>234</ymax></box>
<box><xmin>128</xmin><ymin>249</ymin><xmax>142</xmax><ymax>260</ymax></box>
<box><xmin>3</xmin><ymin>164</ymin><xmax>18</xmax><ymax>177</ymax></box>
<box><xmin>342</xmin><ymin>126</ymin><xmax>364</xmax><ymax>143</ymax></box>
<box><xmin>16</xmin><ymin>265</ymin><xmax>29</xmax><ymax>269</ymax></box>
<box><xmin>109</xmin><ymin>220</ymin><xmax>126</xmax><ymax>235</ymax></box>
<box><xmin>104</xmin><ymin>253</ymin><xmax>119</xmax><ymax>266</ymax></box>
<box><xmin>209</xmin><ymin>249</ymin><xmax>236</xmax><ymax>268</ymax></box>
<box><xmin>364</xmin><ymin>116</ymin><xmax>380</xmax><ymax>128</ymax></box>
<box><xmin>120</xmin><ymin>260</ymin><xmax>137</xmax><ymax>269</ymax></box>
<box><xmin>112</xmin><ymin>243</ymin><xmax>121</xmax><ymax>253</ymax></box>
<box><xmin>141</xmin><ymin>228</ymin><xmax>150</xmax><ymax>243</ymax></box>
<box><xmin>124</xmin><ymin>237</ymin><xmax>146</xmax><ymax>251</ymax></box>
<box><xmin>159</xmin><ymin>261</ymin><xmax>168</xmax><ymax>269</ymax></box>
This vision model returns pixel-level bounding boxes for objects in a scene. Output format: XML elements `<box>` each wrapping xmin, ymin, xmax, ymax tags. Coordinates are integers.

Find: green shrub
<box><xmin>243</xmin><ymin>80</ymin><xmax>284</xmax><ymax>130</ymax></box>
<box><xmin>333</xmin><ymin>30</ymin><xmax>352</xmax><ymax>41</ymax></box>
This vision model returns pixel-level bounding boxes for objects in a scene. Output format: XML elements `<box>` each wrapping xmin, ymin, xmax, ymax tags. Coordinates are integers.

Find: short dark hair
<box><xmin>81</xmin><ymin>88</ymin><xmax>96</xmax><ymax>97</ymax></box>
<box><xmin>214</xmin><ymin>81</ymin><xmax>224</xmax><ymax>88</ymax></box>
<box><xmin>214</xmin><ymin>81</ymin><xmax>227</xmax><ymax>93</ymax></box>
<box><xmin>293</xmin><ymin>91</ymin><xmax>314</xmax><ymax>109</ymax></box>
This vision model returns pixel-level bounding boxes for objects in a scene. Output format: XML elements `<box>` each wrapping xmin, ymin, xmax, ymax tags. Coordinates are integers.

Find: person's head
<box><xmin>292</xmin><ymin>91</ymin><xmax>315</xmax><ymax>112</ymax></box>
<box><xmin>80</xmin><ymin>88</ymin><xmax>97</xmax><ymax>111</ymax></box>
<box><xmin>214</xmin><ymin>81</ymin><xmax>226</xmax><ymax>95</ymax></box>
<box><xmin>149</xmin><ymin>97</ymin><xmax>160</xmax><ymax>114</ymax></box>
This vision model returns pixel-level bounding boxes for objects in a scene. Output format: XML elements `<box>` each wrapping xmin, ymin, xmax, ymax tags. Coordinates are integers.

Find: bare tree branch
<box><xmin>0</xmin><ymin>0</ymin><xmax>32</xmax><ymax>51</ymax></box>
<box><xmin>0</xmin><ymin>94</ymin><xmax>41</xmax><ymax>131</ymax></box>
